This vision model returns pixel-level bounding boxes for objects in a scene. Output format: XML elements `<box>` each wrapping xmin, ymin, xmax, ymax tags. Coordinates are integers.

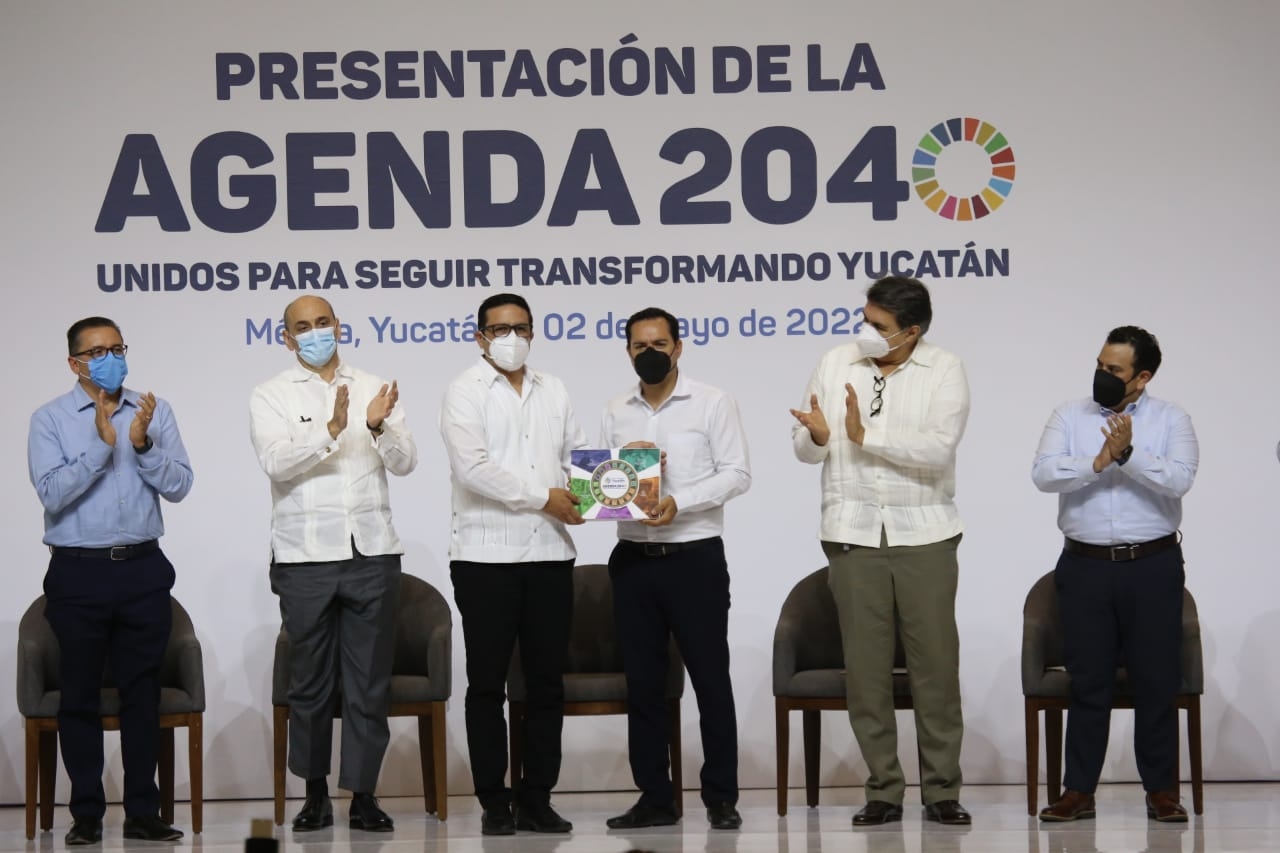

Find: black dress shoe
<box><xmin>349</xmin><ymin>793</ymin><xmax>394</xmax><ymax>832</ymax></box>
<box><xmin>515</xmin><ymin>801</ymin><xmax>573</xmax><ymax>833</ymax></box>
<box><xmin>481</xmin><ymin>804</ymin><xmax>516</xmax><ymax>836</ymax></box>
<box><xmin>606</xmin><ymin>799</ymin><xmax>679</xmax><ymax>829</ymax></box>
<box><xmin>65</xmin><ymin>817</ymin><xmax>103</xmax><ymax>846</ymax></box>
<box><xmin>123</xmin><ymin>815</ymin><xmax>185</xmax><ymax>841</ymax></box>
<box><xmin>924</xmin><ymin>800</ymin><xmax>972</xmax><ymax>825</ymax></box>
<box><xmin>852</xmin><ymin>800</ymin><xmax>904</xmax><ymax>826</ymax></box>
<box><xmin>706</xmin><ymin>802</ymin><xmax>742</xmax><ymax>830</ymax></box>
<box><xmin>292</xmin><ymin>793</ymin><xmax>334</xmax><ymax>831</ymax></box>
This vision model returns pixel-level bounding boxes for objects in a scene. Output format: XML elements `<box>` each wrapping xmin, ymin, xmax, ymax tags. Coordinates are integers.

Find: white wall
<box><xmin>1</xmin><ymin>1</ymin><xmax>1277</xmax><ymax>805</ymax></box>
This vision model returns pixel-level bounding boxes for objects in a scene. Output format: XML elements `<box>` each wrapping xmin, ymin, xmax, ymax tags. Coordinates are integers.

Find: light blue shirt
<box><xmin>1031</xmin><ymin>392</ymin><xmax>1197</xmax><ymax>545</ymax></box>
<box><xmin>29</xmin><ymin>383</ymin><xmax>194</xmax><ymax>547</ymax></box>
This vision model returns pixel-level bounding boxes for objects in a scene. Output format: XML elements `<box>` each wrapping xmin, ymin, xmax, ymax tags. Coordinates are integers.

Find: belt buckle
<box><xmin>1109</xmin><ymin>544</ymin><xmax>1138</xmax><ymax>562</ymax></box>
<box><xmin>642</xmin><ymin>543</ymin><xmax>668</xmax><ymax>558</ymax></box>
<box><xmin>109</xmin><ymin>545</ymin><xmax>129</xmax><ymax>561</ymax></box>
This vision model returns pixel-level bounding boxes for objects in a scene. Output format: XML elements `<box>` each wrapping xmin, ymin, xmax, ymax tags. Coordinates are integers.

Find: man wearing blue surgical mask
<box><xmin>249</xmin><ymin>296</ymin><xmax>418</xmax><ymax>834</ymax></box>
<box><xmin>28</xmin><ymin>317</ymin><xmax>193</xmax><ymax>845</ymax></box>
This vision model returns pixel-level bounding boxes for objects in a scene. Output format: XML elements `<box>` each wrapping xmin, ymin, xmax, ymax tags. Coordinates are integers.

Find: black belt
<box><xmin>619</xmin><ymin>536</ymin><xmax>719</xmax><ymax>559</ymax></box>
<box><xmin>50</xmin><ymin>539</ymin><xmax>160</xmax><ymax>561</ymax></box>
<box><xmin>1063</xmin><ymin>533</ymin><xmax>1178</xmax><ymax>562</ymax></box>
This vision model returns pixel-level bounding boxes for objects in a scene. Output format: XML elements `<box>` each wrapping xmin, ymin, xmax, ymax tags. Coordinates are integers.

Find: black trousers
<box><xmin>609</xmin><ymin>537</ymin><xmax>738</xmax><ymax>808</ymax></box>
<box><xmin>42</xmin><ymin>549</ymin><xmax>175</xmax><ymax>820</ymax></box>
<box><xmin>451</xmin><ymin>559</ymin><xmax>574</xmax><ymax>809</ymax></box>
<box><xmin>1055</xmin><ymin>544</ymin><xmax>1184</xmax><ymax>794</ymax></box>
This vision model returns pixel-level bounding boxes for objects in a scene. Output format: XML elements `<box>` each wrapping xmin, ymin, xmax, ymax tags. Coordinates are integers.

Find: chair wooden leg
<box><xmin>188</xmin><ymin>714</ymin><xmax>203</xmax><ymax>834</ymax></box>
<box><xmin>508</xmin><ymin>701</ymin><xmax>524</xmax><ymax>801</ymax></box>
<box><xmin>670</xmin><ymin>698</ymin><xmax>683</xmax><ymax>818</ymax></box>
<box><xmin>1187</xmin><ymin>696</ymin><xmax>1203</xmax><ymax>815</ymax></box>
<box><xmin>431</xmin><ymin>702</ymin><xmax>448</xmax><ymax>821</ymax></box>
<box><xmin>159</xmin><ymin>728</ymin><xmax>175</xmax><ymax>825</ymax></box>
<box><xmin>25</xmin><ymin>720</ymin><xmax>39</xmax><ymax>840</ymax></box>
<box><xmin>1025</xmin><ymin>700</ymin><xmax>1039</xmax><ymax>816</ymax></box>
<box><xmin>39</xmin><ymin>729</ymin><xmax>57</xmax><ymax>831</ymax></box>
<box><xmin>1046</xmin><ymin>708</ymin><xmax>1063</xmax><ymax>805</ymax></box>
<box><xmin>802</xmin><ymin>709</ymin><xmax>821</xmax><ymax>808</ymax></box>
<box><xmin>775</xmin><ymin>699</ymin><xmax>789</xmax><ymax>816</ymax></box>
<box><xmin>417</xmin><ymin>714</ymin><xmax>436</xmax><ymax>815</ymax></box>
<box><xmin>273</xmin><ymin>705</ymin><xmax>288</xmax><ymax>826</ymax></box>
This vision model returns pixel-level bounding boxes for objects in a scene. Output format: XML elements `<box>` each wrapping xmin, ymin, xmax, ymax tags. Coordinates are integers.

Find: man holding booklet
<box><xmin>598</xmin><ymin>306</ymin><xmax>752</xmax><ymax>831</ymax></box>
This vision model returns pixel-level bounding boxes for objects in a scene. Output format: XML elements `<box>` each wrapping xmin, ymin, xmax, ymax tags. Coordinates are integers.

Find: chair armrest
<box><xmin>1021</xmin><ymin>614</ymin><xmax>1050</xmax><ymax>695</ymax></box>
<box><xmin>427</xmin><ymin>620</ymin><xmax>452</xmax><ymax>701</ymax></box>
<box><xmin>16</xmin><ymin>634</ymin><xmax>47</xmax><ymax>717</ymax></box>
<box><xmin>772</xmin><ymin>611</ymin><xmax>802</xmax><ymax>696</ymax></box>
<box><xmin>1181</xmin><ymin>599</ymin><xmax>1203</xmax><ymax>693</ymax></box>
<box><xmin>172</xmin><ymin>634</ymin><xmax>206</xmax><ymax>712</ymax></box>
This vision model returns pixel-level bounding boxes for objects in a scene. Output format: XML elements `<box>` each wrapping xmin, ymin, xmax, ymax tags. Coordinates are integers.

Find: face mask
<box><xmin>487</xmin><ymin>332</ymin><xmax>530</xmax><ymax>372</ymax></box>
<box><xmin>853</xmin><ymin>321</ymin><xmax>910</xmax><ymax>359</ymax></box>
<box><xmin>294</xmin><ymin>327</ymin><xmax>337</xmax><ymax>368</ymax></box>
<box><xmin>1092</xmin><ymin>369</ymin><xmax>1131</xmax><ymax>409</ymax></box>
<box><xmin>81</xmin><ymin>352</ymin><xmax>128</xmax><ymax>393</ymax></box>
<box><xmin>633</xmin><ymin>348</ymin><xmax>672</xmax><ymax>384</ymax></box>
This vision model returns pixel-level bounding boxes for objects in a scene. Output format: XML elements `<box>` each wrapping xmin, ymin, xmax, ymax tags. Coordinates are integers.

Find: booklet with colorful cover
<box><xmin>569</xmin><ymin>448</ymin><xmax>661</xmax><ymax>520</ymax></box>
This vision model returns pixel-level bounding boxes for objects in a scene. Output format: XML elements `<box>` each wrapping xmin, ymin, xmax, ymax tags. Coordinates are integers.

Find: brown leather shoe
<box><xmin>852</xmin><ymin>800</ymin><xmax>903</xmax><ymax>826</ymax></box>
<box><xmin>1039</xmin><ymin>790</ymin><xmax>1096</xmax><ymax>822</ymax></box>
<box><xmin>1146</xmin><ymin>790</ymin><xmax>1188</xmax><ymax>822</ymax></box>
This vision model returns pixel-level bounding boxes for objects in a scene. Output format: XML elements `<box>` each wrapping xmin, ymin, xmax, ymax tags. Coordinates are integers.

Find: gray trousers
<box><xmin>270</xmin><ymin>552</ymin><xmax>401</xmax><ymax>793</ymax></box>
<box><xmin>824</xmin><ymin>533</ymin><xmax>964</xmax><ymax>806</ymax></box>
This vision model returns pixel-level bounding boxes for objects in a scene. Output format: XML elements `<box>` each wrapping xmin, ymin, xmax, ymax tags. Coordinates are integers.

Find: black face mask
<box><xmin>1092</xmin><ymin>369</ymin><xmax>1130</xmax><ymax>409</ymax></box>
<box><xmin>633</xmin><ymin>348</ymin><xmax>672</xmax><ymax>385</ymax></box>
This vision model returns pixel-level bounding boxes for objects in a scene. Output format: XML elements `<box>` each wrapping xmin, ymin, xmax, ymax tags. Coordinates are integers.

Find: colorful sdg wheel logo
<box><xmin>913</xmin><ymin>118</ymin><xmax>1015</xmax><ymax>220</ymax></box>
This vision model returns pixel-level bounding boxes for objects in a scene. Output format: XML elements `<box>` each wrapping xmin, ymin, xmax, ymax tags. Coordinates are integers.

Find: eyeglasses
<box><xmin>73</xmin><ymin>344</ymin><xmax>128</xmax><ymax>360</ymax></box>
<box><xmin>481</xmin><ymin>324</ymin><xmax>533</xmax><ymax>339</ymax></box>
<box><xmin>869</xmin><ymin>375</ymin><xmax>886</xmax><ymax>417</ymax></box>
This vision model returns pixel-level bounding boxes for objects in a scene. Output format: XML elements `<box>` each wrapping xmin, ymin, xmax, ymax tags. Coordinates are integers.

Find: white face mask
<box><xmin>853</xmin><ymin>320</ymin><xmax>910</xmax><ymax>359</ymax></box>
<box><xmin>486</xmin><ymin>332</ymin><xmax>530</xmax><ymax>371</ymax></box>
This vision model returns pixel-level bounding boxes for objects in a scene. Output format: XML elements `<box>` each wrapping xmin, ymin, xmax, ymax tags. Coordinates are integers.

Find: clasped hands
<box><xmin>790</xmin><ymin>384</ymin><xmax>865</xmax><ymax>447</ymax></box>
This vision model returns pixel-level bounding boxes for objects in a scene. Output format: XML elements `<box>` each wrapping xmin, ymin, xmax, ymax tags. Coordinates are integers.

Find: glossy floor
<box><xmin>3</xmin><ymin>784</ymin><xmax>1277</xmax><ymax>852</ymax></box>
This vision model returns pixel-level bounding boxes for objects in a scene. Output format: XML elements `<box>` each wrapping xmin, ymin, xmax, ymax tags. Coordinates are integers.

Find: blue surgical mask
<box><xmin>294</xmin><ymin>327</ymin><xmax>337</xmax><ymax>367</ymax></box>
<box><xmin>81</xmin><ymin>352</ymin><xmax>128</xmax><ymax>393</ymax></box>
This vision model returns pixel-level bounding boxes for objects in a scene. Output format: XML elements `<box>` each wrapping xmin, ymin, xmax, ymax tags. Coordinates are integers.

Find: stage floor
<box><xmin>3</xmin><ymin>783</ymin><xmax>1277</xmax><ymax>852</ymax></box>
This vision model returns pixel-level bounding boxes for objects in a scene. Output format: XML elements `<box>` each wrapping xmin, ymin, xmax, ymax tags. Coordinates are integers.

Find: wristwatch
<box><xmin>1116</xmin><ymin>445</ymin><xmax>1133</xmax><ymax>466</ymax></box>
<box><xmin>133</xmin><ymin>435</ymin><xmax>154</xmax><ymax>454</ymax></box>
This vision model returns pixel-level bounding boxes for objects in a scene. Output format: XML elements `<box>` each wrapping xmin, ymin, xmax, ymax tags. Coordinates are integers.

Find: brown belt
<box><xmin>1063</xmin><ymin>533</ymin><xmax>1178</xmax><ymax>562</ymax></box>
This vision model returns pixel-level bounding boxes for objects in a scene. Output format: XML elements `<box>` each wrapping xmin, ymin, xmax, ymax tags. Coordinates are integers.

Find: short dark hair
<box><xmin>1106</xmin><ymin>325</ymin><xmax>1162</xmax><ymax>376</ymax></box>
<box><xmin>865</xmin><ymin>276</ymin><xmax>932</xmax><ymax>334</ymax></box>
<box><xmin>477</xmin><ymin>294</ymin><xmax>532</xmax><ymax>329</ymax></box>
<box><xmin>67</xmin><ymin>317</ymin><xmax>121</xmax><ymax>355</ymax></box>
<box><xmin>625</xmin><ymin>307</ymin><xmax>681</xmax><ymax>344</ymax></box>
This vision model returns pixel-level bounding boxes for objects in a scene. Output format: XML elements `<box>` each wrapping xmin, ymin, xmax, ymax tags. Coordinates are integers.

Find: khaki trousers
<box><xmin>824</xmin><ymin>532</ymin><xmax>964</xmax><ymax>805</ymax></box>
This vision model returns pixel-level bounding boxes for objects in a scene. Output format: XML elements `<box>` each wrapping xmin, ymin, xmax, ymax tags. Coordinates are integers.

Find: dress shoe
<box><xmin>606</xmin><ymin>799</ymin><xmax>679</xmax><ymax>829</ymax></box>
<box><xmin>852</xmin><ymin>800</ymin><xmax>903</xmax><ymax>826</ymax></box>
<box><xmin>481</xmin><ymin>804</ymin><xmax>516</xmax><ymax>836</ymax></box>
<box><xmin>1146</xmin><ymin>790</ymin><xmax>1188</xmax><ymax>822</ymax></box>
<box><xmin>1039</xmin><ymin>790</ymin><xmax>1096</xmax><ymax>822</ymax></box>
<box><xmin>123</xmin><ymin>815</ymin><xmax>184</xmax><ymax>841</ymax></box>
<box><xmin>349</xmin><ymin>792</ymin><xmax>394</xmax><ymax>832</ymax></box>
<box><xmin>65</xmin><ymin>817</ymin><xmax>103</xmax><ymax>846</ymax></box>
<box><xmin>292</xmin><ymin>793</ymin><xmax>334</xmax><ymax>831</ymax></box>
<box><xmin>515</xmin><ymin>801</ymin><xmax>573</xmax><ymax>833</ymax></box>
<box><xmin>924</xmin><ymin>800</ymin><xmax>972</xmax><ymax>825</ymax></box>
<box><xmin>706</xmin><ymin>801</ymin><xmax>742</xmax><ymax>830</ymax></box>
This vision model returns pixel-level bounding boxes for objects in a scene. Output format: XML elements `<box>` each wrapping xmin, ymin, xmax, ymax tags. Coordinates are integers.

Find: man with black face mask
<box><xmin>601</xmin><ymin>306</ymin><xmax>751</xmax><ymax>832</ymax></box>
<box><xmin>1032</xmin><ymin>325</ymin><xmax>1199</xmax><ymax>823</ymax></box>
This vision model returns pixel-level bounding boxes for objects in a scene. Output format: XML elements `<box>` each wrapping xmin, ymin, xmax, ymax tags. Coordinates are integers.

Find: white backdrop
<box><xmin>2</xmin><ymin>1</ymin><xmax>1278</xmax><ymax>806</ymax></box>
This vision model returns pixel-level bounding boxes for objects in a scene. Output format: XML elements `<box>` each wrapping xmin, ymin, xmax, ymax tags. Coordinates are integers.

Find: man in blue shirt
<box><xmin>27</xmin><ymin>317</ymin><xmax>193</xmax><ymax>845</ymax></box>
<box><xmin>1032</xmin><ymin>326</ymin><xmax>1198</xmax><ymax>823</ymax></box>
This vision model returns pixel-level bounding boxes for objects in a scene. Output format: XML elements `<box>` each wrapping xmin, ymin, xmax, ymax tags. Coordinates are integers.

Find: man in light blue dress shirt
<box><xmin>1032</xmin><ymin>326</ymin><xmax>1198</xmax><ymax>824</ymax></box>
<box><xmin>28</xmin><ymin>317</ymin><xmax>193</xmax><ymax>845</ymax></box>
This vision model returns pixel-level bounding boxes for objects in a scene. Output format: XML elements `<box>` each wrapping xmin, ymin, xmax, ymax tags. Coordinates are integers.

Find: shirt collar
<box><xmin>629</xmin><ymin>370</ymin><xmax>691</xmax><ymax>408</ymax></box>
<box><xmin>852</xmin><ymin>339</ymin><xmax>938</xmax><ymax>370</ymax></box>
<box><xmin>478</xmin><ymin>356</ymin><xmax>542</xmax><ymax>388</ymax></box>
<box><xmin>1098</xmin><ymin>389</ymin><xmax>1148</xmax><ymax>417</ymax></box>
<box><xmin>287</xmin><ymin>359</ymin><xmax>353</xmax><ymax>383</ymax></box>
<box><xmin>71</xmin><ymin>381</ymin><xmax>139</xmax><ymax>411</ymax></box>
